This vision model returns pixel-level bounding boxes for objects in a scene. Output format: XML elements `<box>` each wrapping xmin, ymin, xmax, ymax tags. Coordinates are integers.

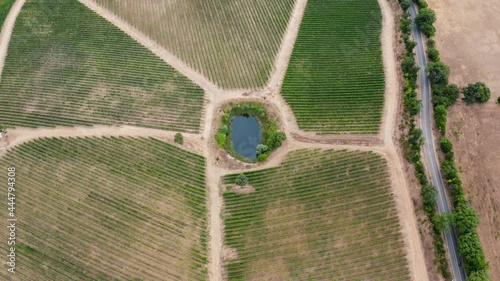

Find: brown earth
<box><xmin>426</xmin><ymin>0</ymin><xmax>500</xmax><ymax>279</ymax></box>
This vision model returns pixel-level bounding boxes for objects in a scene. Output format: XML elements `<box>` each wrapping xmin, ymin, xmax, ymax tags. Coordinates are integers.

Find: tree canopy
<box><xmin>462</xmin><ymin>82</ymin><xmax>491</xmax><ymax>104</ymax></box>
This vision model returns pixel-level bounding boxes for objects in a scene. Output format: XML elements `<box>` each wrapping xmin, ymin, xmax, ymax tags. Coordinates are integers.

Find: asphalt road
<box><xmin>409</xmin><ymin>4</ymin><xmax>467</xmax><ymax>281</ymax></box>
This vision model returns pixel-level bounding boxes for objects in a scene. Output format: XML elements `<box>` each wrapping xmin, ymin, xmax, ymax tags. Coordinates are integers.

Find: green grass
<box><xmin>0</xmin><ymin>0</ymin><xmax>204</xmax><ymax>132</ymax></box>
<box><xmin>222</xmin><ymin>149</ymin><xmax>410</xmax><ymax>280</ymax></box>
<box><xmin>0</xmin><ymin>137</ymin><xmax>207</xmax><ymax>281</ymax></box>
<box><xmin>0</xmin><ymin>0</ymin><xmax>16</xmax><ymax>28</ymax></box>
<box><xmin>281</xmin><ymin>0</ymin><xmax>385</xmax><ymax>134</ymax></box>
<box><xmin>93</xmin><ymin>0</ymin><xmax>296</xmax><ymax>89</ymax></box>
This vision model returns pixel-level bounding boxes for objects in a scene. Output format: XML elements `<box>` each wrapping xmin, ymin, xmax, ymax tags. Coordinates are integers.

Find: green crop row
<box><xmin>0</xmin><ymin>0</ymin><xmax>15</xmax><ymax>28</ymax></box>
<box><xmin>93</xmin><ymin>0</ymin><xmax>295</xmax><ymax>89</ymax></box>
<box><xmin>0</xmin><ymin>0</ymin><xmax>204</xmax><ymax>132</ymax></box>
<box><xmin>222</xmin><ymin>149</ymin><xmax>410</xmax><ymax>280</ymax></box>
<box><xmin>281</xmin><ymin>0</ymin><xmax>385</xmax><ymax>134</ymax></box>
<box><xmin>0</xmin><ymin>137</ymin><xmax>207</xmax><ymax>281</ymax></box>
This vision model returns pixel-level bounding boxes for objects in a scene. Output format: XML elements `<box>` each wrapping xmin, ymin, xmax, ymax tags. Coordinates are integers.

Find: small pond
<box><xmin>231</xmin><ymin>115</ymin><xmax>261</xmax><ymax>161</ymax></box>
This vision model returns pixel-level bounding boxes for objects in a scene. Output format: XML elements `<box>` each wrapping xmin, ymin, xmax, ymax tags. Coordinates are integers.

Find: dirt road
<box><xmin>0</xmin><ymin>0</ymin><xmax>26</xmax><ymax>81</ymax></box>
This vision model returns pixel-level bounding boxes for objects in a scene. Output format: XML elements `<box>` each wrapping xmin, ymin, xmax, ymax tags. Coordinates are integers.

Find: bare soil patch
<box><xmin>447</xmin><ymin>102</ymin><xmax>500</xmax><ymax>279</ymax></box>
<box><xmin>426</xmin><ymin>0</ymin><xmax>500</xmax><ymax>278</ymax></box>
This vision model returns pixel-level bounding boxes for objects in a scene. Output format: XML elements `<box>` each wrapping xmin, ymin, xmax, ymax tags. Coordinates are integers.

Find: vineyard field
<box><xmin>223</xmin><ymin>149</ymin><xmax>410</xmax><ymax>280</ymax></box>
<box><xmin>0</xmin><ymin>0</ymin><xmax>204</xmax><ymax>132</ymax></box>
<box><xmin>0</xmin><ymin>137</ymin><xmax>207</xmax><ymax>281</ymax></box>
<box><xmin>0</xmin><ymin>0</ymin><xmax>15</xmax><ymax>28</ymax></box>
<box><xmin>92</xmin><ymin>0</ymin><xmax>296</xmax><ymax>89</ymax></box>
<box><xmin>281</xmin><ymin>0</ymin><xmax>385</xmax><ymax>134</ymax></box>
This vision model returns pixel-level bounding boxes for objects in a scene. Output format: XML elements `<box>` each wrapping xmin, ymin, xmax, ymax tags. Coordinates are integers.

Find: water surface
<box><xmin>231</xmin><ymin>115</ymin><xmax>261</xmax><ymax>160</ymax></box>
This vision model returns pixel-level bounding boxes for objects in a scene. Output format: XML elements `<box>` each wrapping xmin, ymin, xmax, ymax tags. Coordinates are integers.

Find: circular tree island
<box><xmin>215</xmin><ymin>102</ymin><xmax>286</xmax><ymax>162</ymax></box>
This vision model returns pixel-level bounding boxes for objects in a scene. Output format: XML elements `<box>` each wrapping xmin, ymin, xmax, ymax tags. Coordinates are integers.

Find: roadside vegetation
<box><xmin>0</xmin><ymin>0</ymin><xmax>15</xmax><ymax>28</ymax></box>
<box><xmin>398</xmin><ymin>1</ymin><xmax>451</xmax><ymax>278</ymax></box>
<box><xmin>216</xmin><ymin>103</ymin><xmax>285</xmax><ymax>162</ymax></box>
<box><xmin>281</xmin><ymin>0</ymin><xmax>385</xmax><ymax>134</ymax></box>
<box><xmin>0</xmin><ymin>0</ymin><xmax>204</xmax><ymax>132</ymax></box>
<box><xmin>400</xmin><ymin>0</ymin><xmax>490</xmax><ymax>279</ymax></box>
<box><xmin>0</xmin><ymin>137</ymin><xmax>207</xmax><ymax>280</ymax></box>
<box><xmin>92</xmin><ymin>0</ymin><xmax>295</xmax><ymax>89</ymax></box>
<box><xmin>222</xmin><ymin>149</ymin><xmax>411</xmax><ymax>280</ymax></box>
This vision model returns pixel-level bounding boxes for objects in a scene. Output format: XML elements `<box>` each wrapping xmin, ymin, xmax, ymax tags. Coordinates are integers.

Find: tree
<box><xmin>426</xmin><ymin>61</ymin><xmax>450</xmax><ymax>87</ymax></box>
<box><xmin>441</xmin><ymin>160</ymin><xmax>459</xmax><ymax>180</ymax></box>
<box><xmin>468</xmin><ymin>269</ymin><xmax>490</xmax><ymax>281</ymax></box>
<box><xmin>462</xmin><ymin>82</ymin><xmax>491</xmax><ymax>104</ymax></box>
<box><xmin>439</xmin><ymin>84</ymin><xmax>460</xmax><ymax>108</ymax></box>
<box><xmin>439</xmin><ymin>137</ymin><xmax>453</xmax><ymax>153</ymax></box>
<box><xmin>497</xmin><ymin>96</ymin><xmax>500</xmax><ymax>104</ymax></box>
<box><xmin>452</xmin><ymin>202</ymin><xmax>480</xmax><ymax>234</ymax></box>
<box><xmin>422</xmin><ymin>185</ymin><xmax>437</xmax><ymax>212</ymax></box>
<box><xmin>434</xmin><ymin>105</ymin><xmax>447</xmax><ymax>133</ymax></box>
<box><xmin>432</xmin><ymin>213</ymin><xmax>451</xmax><ymax>233</ymax></box>
<box><xmin>458</xmin><ymin>231</ymin><xmax>488</xmax><ymax>272</ymax></box>
<box><xmin>267</xmin><ymin>131</ymin><xmax>286</xmax><ymax>150</ymax></box>
<box><xmin>256</xmin><ymin>144</ymin><xmax>268</xmax><ymax>155</ymax></box>
<box><xmin>427</xmin><ymin>48</ymin><xmax>440</xmax><ymax>62</ymax></box>
<box><xmin>219</xmin><ymin>125</ymin><xmax>229</xmax><ymax>134</ymax></box>
<box><xmin>174</xmin><ymin>133</ymin><xmax>184</xmax><ymax>145</ymax></box>
<box><xmin>400</xmin><ymin>0</ymin><xmax>411</xmax><ymax>11</ymax></box>
<box><xmin>235</xmin><ymin>173</ymin><xmax>248</xmax><ymax>187</ymax></box>
<box><xmin>415</xmin><ymin>8</ymin><xmax>436</xmax><ymax>37</ymax></box>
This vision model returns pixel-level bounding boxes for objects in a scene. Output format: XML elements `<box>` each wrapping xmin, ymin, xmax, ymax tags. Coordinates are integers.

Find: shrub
<box><xmin>0</xmin><ymin>125</ymin><xmax>6</xmax><ymax>134</ymax></box>
<box><xmin>256</xmin><ymin>144</ymin><xmax>269</xmax><ymax>155</ymax></box>
<box><xmin>441</xmin><ymin>160</ymin><xmax>459</xmax><ymax>180</ymax></box>
<box><xmin>219</xmin><ymin>125</ymin><xmax>229</xmax><ymax>134</ymax></box>
<box><xmin>235</xmin><ymin>173</ymin><xmax>248</xmax><ymax>187</ymax></box>
<box><xmin>174</xmin><ymin>133</ymin><xmax>184</xmax><ymax>144</ymax></box>
<box><xmin>400</xmin><ymin>17</ymin><xmax>412</xmax><ymax>33</ymax></box>
<box><xmin>415</xmin><ymin>8</ymin><xmax>436</xmax><ymax>37</ymax></box>
<box><xmin>468</xmin><ymin>269</ymin><xmax>490</xmax><ymax>281</ymax></box>
<box><xmin>267</xmin><ymin>132</ymin><xmax>286</xmax><ymax>150</ymax></box>
<box><xmin>415</xmin><ymin>0</ymin><xmax>428</xmax><ymax>8</ymax></box>
<box><xmin>427</xmin><ymin>38</ymin><xmax>436</xmax><ymax>48</ymax></box>
<box><xmin>257</xmin><ymin>153</ymin><xmax>268</xmax><ymax>162</ymax></box>
<box><xmin>422</xmin><ymin>185</ymin><xmax>437</xmax><ymax>210</ymax></box>
<box><xmin>439</xmin><ymin>137</ymin><xmax>453</xmax><ymax>153</ymax></box>
<box><xmin>426</xmin><ymin>61</ymin><xmax>450</xmax><ymax>87</ymax></box>
<box><xmin>427</xmin><ymin>48</ymin><xmax>440</xmax><ymax>62</ymax></box>
<box><xmin>434</xmin><ymin>105</ymin><xmax>447</xmax><ymax>133</ymax></box>
<box><xmin>400</xmin><ymin>0</ymin><xmax>411</xmax><ymax>11</ymax></box>
<box><xmin>497</xmin><ymin>97</ymin><xmax>500</xmax><ymax>104</ymax></box>
<box><xmin>215</xmin><ymin>133</ymin><xmax>226</xmax><ymax>148</ymax></box>
<box><xmin>437</xmin><ymin>84</ymin><xmax>460</xmax><ymax>108</ymax></box>
<box><xmin>462</xmin><ymin>82</ymin><xmax>491</xmax><ymax>104</ymax></box>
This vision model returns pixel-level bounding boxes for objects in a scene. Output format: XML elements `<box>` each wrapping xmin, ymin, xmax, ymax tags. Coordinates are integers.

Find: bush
<box><xmin>427</xmin><ymin>38</ymin><xmax>436</xmax><ymax>48</ymax></box>
<box><xmin>434</xmin><ymin>105</ymin><xmax>447</xmax><ymax>133</ymax></box>
<box><xmin>402</xmin><ymin>55</ymin><xmax>419</xmax><ymax>77</ymax></box>
<box><xmin>468</xmin><ymin>269</ymin><xmax>490</xmax><ymax>281</ymax></box>
<box><xmin>400</xmin><ymin>0</ymin><xmax>411</xmax><ymax>11</ymax></box>
<box><xmin>462</xmin><ymin>82</ymin><xmax>491</xmax><ymax>104</ymax></box>
<box><xmin>426</xmin><ymin>61</ymin><xmax>450</xmax><ymax>87</ymax></box>
<box><xmin>434</xmin><ymin>84</ymin><xmax>460</xmax><ymax>108</ymax></box>
<box><xmin>0</xmin><ymin>125</ymin><xmax>6</xmax><ymax>134</ymax></box>
<box><xmin>219</xmin><ymin>125</ymin><xmax>229</xmax><ymax>134</ymax></box>
<box><xmin>235</xmin><ymin>173</ymin><xmax>248</xmax><ymax>187</ymax></box>
<box><xmin>415</xmin><ymin>0</ymin><xmax>428</xmax><ymax>8</ymax></box>
<box><xmin>400</xmin><ymin>17</ymin><xmax>412</xmax><ymax>33</ymax></box>
<box><xmin>257</xmin><ymin>153</ymin><xmax>268</xmax><ymax>162</ymax></box>
<box><xmin>497</xmin><ymin>97</ymin><xmax>500</xmax><ymax>104</ymax></box>
<box><xmin>174</xmin><ymin>133</ymin><xmax>184</xmax><ymax>144</ymax></box>
<box><xmin>215</xmin><ymin>133</ymin><xmax>226</xmax><ymax>148</ymax></box>
<box><xmin>427</xmin><ymin>48</ymin><xmax>440</xmax><ymax>62</ymax></box>
<box><xmin>415</xmin><ymin>8</ymin><xmax>436</xmax><ymax>37</ymax></box>
<box><xmin>256</xmin><ymin>144</ymin><xmax>268</xmax><ymax>155</ymax></box>
<box><xmin>439</xmin><ymin>137</ymin><xmax>453</xmax><ymax>153</ymax></box>
<box><xmin>441</xmin><ymin>160</ymin><xmax>459</xmax><ymax>180</ymax></box>
<box><xmin>422</xmin><ymin>185</ymin><xmax>437</xmax><ymax>212</ymax></box>
<box><xmin>266</xmin><ymin>131</ymin><xmax>286</xmax><ymax>150</ymax></box>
